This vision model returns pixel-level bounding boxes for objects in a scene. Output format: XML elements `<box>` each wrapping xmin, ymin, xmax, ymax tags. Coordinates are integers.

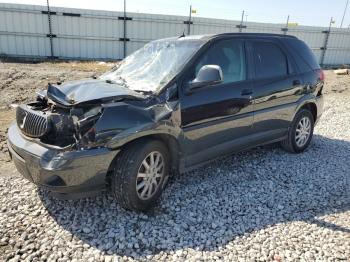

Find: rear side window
<box><xmin>284</xmin><ymin>38</ymin><xmax>320</xmax><ymax>72</ymax></box>
<box><xmin>253</xmin><ymin>42</ymin><xmax>288</xmax><ymax>79</ymax></box>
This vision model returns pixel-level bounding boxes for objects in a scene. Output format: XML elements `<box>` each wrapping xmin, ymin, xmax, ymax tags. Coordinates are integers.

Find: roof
<box><xmin>178</xmin><ymin>33</ymin><xmax>298</xmax><ymax>41</ymax></box>
<box><xmin>152</xmin><ymin>33</ymin><xmax>298</xmax><ymax>44</ymax></box>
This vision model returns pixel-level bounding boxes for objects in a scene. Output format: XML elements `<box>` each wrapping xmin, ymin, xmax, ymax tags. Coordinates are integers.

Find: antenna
<box><xmin>341</xmin><ymin>0</ymin><xmax>349</xmax><ymax>28</ymax></box>
<box><xmin>239</xmin><ymin>10</ymin><xmax>245</xmax><ymax>33</ymax></box>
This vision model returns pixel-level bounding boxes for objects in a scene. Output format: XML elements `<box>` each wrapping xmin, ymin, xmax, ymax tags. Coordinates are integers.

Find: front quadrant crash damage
<box><xmin>15</xmin><ymin>78</ymin><xmax>179</xmax><ymax>150</ymax></box>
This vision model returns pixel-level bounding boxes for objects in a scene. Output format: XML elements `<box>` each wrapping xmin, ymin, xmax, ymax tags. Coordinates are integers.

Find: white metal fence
<box><xmin>1</xmin><ymin>3</ymin><xmax>350</xmax><ymax>65</ymax></box>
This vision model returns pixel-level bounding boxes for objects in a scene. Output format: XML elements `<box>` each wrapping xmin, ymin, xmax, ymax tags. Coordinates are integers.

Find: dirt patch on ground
<box><xmin>0</xmin><ymin>110</ymin><xmax>14</xmax><ymax>162</ymax></box>
<box><xmin>323</xmin><ymin>70</ymin><xmax>350</xmax><ymax>94</ymax></box>
<box><xmin>0</xmin><ymin>60</ymin><xmax>113</xmax><ymax>108</ymax></box>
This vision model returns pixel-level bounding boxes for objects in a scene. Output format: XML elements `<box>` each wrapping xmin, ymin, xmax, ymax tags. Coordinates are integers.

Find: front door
<box><xmin>180</xmin><ymin>38</ymin><xmax>254</xmax><ymax>167</ymax></box>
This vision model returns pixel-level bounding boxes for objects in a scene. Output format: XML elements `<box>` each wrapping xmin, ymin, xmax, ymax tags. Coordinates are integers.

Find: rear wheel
<box><xmin>111</xmin><ymin>139</ymin><xmax>170</xmax><ymax>211</ymax></box>
<box><xmin>281</xmin><ymin>109</ymin><xmax>314</xmax><ymax>153</ymax></box>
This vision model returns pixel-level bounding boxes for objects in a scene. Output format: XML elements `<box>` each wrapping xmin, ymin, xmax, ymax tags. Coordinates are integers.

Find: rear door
<box><xmin>247</xmin><ymin>39</ymin><xmax>303</xmax><ymax>141</ymax></box>
<box><xmin>180</xmin><ymin>38</ymin><xmax>254</xmax><ymax>166</ymax></box>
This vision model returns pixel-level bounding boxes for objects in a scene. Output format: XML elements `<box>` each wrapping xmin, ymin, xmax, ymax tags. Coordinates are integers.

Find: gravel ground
<box><xmin>0</xmin><ymin>61</ymin><xmax>349</xmax><ymax>261</ymax></box>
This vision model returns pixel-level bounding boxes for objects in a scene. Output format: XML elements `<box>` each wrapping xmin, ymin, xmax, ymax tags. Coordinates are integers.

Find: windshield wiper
<box><xmin>105</xmin><ymin>77</ymin><xmax>154</xmax><ymax>96</ymax></box>
<box><xmin>105</xmin><ymin>79</ymin><xmax>116</xmax><ymax>84</ymax></box>
<box><xmin>117</xmin><ymin>75</ymin><xmax>127</xmax><ymax>84</ymax></box>
<box><xmin>105</xmin><ymin>76</ymin><xmax>129</xmax><ymax>88</ymax></box>
<box><xmin>132</xmin><ymin>90</ymin><xmax>154</xmax><ymax>95</ymax></box>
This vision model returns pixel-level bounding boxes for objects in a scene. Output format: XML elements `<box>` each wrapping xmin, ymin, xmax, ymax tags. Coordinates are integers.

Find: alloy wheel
<box><xmin>136</xmin><ymin>151</ymin><xmax>164</xmax><ymax>200</ymax></box>
<box><xmin>295</xmin><ymin>116</ymin><xmax>311</xmax><ymax>147</ymax></box>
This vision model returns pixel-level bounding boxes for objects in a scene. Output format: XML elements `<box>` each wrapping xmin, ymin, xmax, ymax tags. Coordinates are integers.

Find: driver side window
<box><xmin>195</xmin><ymin>39</ymin><xmax>246</xmax><ymax>84</ymax></box>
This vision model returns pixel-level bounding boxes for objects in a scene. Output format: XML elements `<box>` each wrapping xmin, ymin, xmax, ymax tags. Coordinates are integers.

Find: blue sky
<box><xmin>2</xmin><ymin>0</ymin><xmax>350</xmax><ymax>27</ymax></box>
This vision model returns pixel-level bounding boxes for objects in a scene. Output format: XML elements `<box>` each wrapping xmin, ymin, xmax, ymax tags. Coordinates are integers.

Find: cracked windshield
<box><xmin>100</xmin><ymin>39</ymin><xmax>202</xmax><ymax>92</ymax></box>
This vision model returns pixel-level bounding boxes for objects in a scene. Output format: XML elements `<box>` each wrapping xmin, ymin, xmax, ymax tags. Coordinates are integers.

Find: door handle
<box><xmin>241</xmin><ymin>89</ymin><xmax>253</xmax><ymax>96</ymax></box>
<box><xmin>293</xmin><ymin>79</ymin><xmax>301</xmax><ymax>86</ymax></box>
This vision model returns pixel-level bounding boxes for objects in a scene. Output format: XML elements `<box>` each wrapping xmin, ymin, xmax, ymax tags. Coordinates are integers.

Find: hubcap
<box><xmin>136</xmin><ymin>151</ymin><xmax>164</xmax><ymax>200</ymax></box>
<box><xmin>295</xmin><ymin>116</ymin><xmax>311</xmax><ymax>147</ymax></box>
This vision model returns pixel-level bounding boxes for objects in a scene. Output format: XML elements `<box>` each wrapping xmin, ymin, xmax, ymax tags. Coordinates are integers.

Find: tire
<box><xmin>281</xmin><ymin>109</ymin><xmax>314</xmax><ymax>153</ymax></box>
<box><xmin>111</xmin><ymin>139</ymin><xmax>170</xmax><ymax>212</ymax></box>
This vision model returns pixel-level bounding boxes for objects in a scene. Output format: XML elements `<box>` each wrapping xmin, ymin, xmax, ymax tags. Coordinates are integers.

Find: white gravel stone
<box><xmin>0</xmin><ymin>91</ymin><xmax>349</xmax><ymax>261</ymax></box>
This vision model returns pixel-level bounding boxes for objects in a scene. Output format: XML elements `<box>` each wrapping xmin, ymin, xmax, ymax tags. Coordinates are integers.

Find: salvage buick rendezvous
<box><xmin>8</xmin><ymin>33</ymin><xmax>324</xmax><ymax>211</ymax></box>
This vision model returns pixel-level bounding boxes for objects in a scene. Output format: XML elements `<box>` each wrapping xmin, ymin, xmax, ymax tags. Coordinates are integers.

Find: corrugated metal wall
<box><xmin>1</xmin><ymin>3</ymin><xmax>350</xmax><ymax>65</ymax></box>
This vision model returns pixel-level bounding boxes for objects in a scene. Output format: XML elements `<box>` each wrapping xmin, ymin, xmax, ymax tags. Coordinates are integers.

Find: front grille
<box><xmin>16</xmin><ymin>105</ymin><xmax>49</xmax><ymax>138</ymax></box>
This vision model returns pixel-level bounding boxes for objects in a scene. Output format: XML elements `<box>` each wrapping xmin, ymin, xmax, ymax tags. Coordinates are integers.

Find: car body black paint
<box><xmin>7</xmin><ymin>33</ymin><xmax>324</xmax><ymax>197</ymax></box>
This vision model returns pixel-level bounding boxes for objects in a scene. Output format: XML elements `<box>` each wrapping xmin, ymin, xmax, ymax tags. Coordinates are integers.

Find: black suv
<box><xmin>8</xmin><ymin>33</ymin><xmax>324</xmax><ymax>211</ymax></box>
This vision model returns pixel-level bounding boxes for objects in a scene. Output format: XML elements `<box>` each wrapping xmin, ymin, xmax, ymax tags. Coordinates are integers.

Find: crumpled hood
<box><xmin>46</xmin><ymin>79</ymin><xmax>144</xmax><ymax>106</ymax></box>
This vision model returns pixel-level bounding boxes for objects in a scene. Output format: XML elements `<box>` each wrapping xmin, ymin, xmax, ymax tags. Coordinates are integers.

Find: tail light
<box><xmin>319</xmin><ymin>70</ymin><xmax>325</xmax><ymax>81</ymax></box>
<box><xmin>317</xmin><ymin>70</ymin><xmax>324</xmax><ymax>96</ymax></box>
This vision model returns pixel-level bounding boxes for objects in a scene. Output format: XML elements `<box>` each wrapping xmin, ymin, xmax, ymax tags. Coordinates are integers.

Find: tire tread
<box><xmin>111</xmin><ymin>139</ymin><xmax>169</xmax><ymax>211</ymax></box>
<box><xmin>281</xmin><ymin>109</ymin><xmax>314</xmax><ymax>153</ymax></box>
<box><xmin>112</xmin><ymin>142</ymin><xmax>140</xmax><ymax>210</ymax></box>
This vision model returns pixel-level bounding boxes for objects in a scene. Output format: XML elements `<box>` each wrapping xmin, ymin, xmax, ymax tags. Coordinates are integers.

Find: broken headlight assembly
<box><xmin>75</xmin><ymin>106</ymin><xmax>105</xmax><ymax>149</ymax></box>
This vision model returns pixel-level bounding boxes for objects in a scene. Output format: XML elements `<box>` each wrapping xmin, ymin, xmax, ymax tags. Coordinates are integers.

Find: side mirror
<box><xmin>188</xmin><ymin>65</ymin><xmax>223</xmax><ymax>92</ymax></box>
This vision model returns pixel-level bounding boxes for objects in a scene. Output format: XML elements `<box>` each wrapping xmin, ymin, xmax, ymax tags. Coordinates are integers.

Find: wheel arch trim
<box><xmin>106</xmin><ymin>127</ymin><xmax>183</xmax><ymax>174</ymax></box>
<box><xmin>294</xmin><ymin>96</ymin><xmax>318</xmax><ymax>121</ymax></box>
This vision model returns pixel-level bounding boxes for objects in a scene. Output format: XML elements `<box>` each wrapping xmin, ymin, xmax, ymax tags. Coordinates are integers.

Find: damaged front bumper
<box><xmin>7</xmin><ymin>123</ymin><xmax>119</xmax><ymax>198</ymax></box>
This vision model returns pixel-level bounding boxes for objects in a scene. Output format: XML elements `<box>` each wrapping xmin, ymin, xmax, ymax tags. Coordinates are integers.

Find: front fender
<box><xmin>93</xmin><ymin>100</ymin><xmax>183</xmax><ymax>150</ymax></box>
<box><xmin>106</xmin><ymin>122</ymin><xmax>182</xmax><ymax>149</ymax></box>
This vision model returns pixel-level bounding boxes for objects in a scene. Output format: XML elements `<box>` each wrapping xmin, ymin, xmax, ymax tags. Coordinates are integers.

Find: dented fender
<box><xmin>92</xmin><ymin>99</ymin><xmax>183</xmax><ymax>150</ymax></box>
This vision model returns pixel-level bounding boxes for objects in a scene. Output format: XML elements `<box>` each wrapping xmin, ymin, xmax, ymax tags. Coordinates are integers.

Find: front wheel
<box><xmin>281</xmin><ymin>109</ymin><xmax>314</xmax><ymax>153</ymax></box>
<box><xmin>111</xmin><ymin>139</ymin><xmax>170</xmax><ymax>212</ymax></box>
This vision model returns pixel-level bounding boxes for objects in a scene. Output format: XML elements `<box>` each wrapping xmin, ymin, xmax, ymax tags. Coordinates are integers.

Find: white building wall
<box><xmin>0</xmin><ymin>3</ymin><xmax>349</xmax><ymax>65</ymax></box>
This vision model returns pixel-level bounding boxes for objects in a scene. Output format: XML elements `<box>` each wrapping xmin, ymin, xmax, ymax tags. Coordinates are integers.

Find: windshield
<box><xmin>100</xmin><ymin>39</ymin><xmax>203</xmax><ymax>93</ymax></box>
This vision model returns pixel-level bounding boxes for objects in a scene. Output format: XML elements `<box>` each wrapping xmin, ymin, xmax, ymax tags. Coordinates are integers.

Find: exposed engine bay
<box><xmin>17</xmin><ymin>95</ymin><xmax>102</xmax><ymax>148</ymax></box>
